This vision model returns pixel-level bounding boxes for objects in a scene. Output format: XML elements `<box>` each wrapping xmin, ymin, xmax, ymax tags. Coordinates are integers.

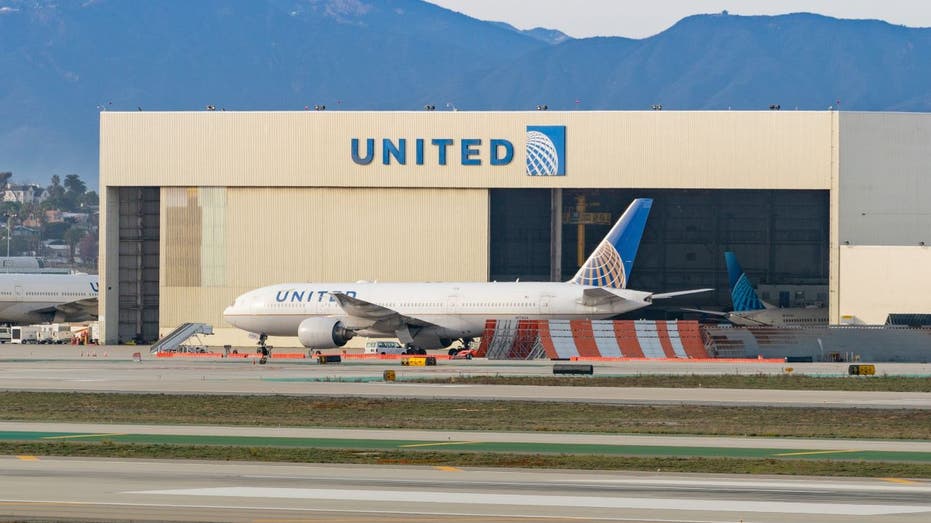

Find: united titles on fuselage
<box><xmin>275</xmin><ymin>290</ymin><xmax>357</xmax><ymax>303</ymax></box>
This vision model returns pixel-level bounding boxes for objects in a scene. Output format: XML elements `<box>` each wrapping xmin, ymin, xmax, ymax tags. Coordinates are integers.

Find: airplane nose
<box><xmin>223</xmin><ymin>305</ymin><xmax>238</xmax><ymax>326</ymax></box>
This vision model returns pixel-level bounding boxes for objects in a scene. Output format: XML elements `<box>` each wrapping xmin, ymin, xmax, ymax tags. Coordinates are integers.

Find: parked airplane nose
<box><xmin>223</xmin><ymin>304</ymin><xmax>239</xmax><ymax>327</ymax></box>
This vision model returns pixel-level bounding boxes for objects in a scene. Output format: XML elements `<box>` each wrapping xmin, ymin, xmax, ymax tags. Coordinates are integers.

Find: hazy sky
<box><xmin>428</xmin><ymin>1</ymin><xmax>930</xmax><ymax>39</ymax></box>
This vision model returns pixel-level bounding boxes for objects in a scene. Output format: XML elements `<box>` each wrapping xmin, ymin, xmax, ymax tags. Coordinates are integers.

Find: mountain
<box><xmin>2</xmin><ymin>2</ymin><xmax>930</xmax><ymax>187</ymax></box>
<box><xmin>490</xmin><ymin>21</ymin><xmax>571</xmax><ymax>45</ymax></box>
<box><xmin>0</xmin><ymin>0</ymin><xmax>549</xmax><ymax>186</ymax></box>
<box><xmin>459</xmin><ymin>12</ymin><xmax>931</xmax><ymax>111</ymax></box>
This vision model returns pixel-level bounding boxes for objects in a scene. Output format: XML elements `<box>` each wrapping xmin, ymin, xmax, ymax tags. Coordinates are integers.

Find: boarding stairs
<box><xmin>483</xmin><ymin>320</ymin><xmax>546</xmax><ymax>360</ymax></box>
<box><xmin>148</xmin><ymin>322</ymin><xmax>214</xmax><ymax>354</ymax></box>
<box><xmin>483</xmin><ymin>320</ymin><xmax>519</xmax><ymax>359</ymax></box>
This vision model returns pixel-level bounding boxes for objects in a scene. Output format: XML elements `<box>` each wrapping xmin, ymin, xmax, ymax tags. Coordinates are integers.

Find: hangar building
<box><xmin>99</xmin><ymin>111</ymin><xmax>931</xmax><ymax>346</ymax></box>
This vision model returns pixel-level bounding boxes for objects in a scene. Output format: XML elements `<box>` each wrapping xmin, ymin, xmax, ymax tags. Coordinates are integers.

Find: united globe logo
<box><xmin>526</xmin><ymin>125</ymin><xmax>566</xmax><ymax>176</ymax></box>
<box><xmin>571</xmin><ymin>241</ymin><xmax>626</xmax><ymax>288</ymax></box>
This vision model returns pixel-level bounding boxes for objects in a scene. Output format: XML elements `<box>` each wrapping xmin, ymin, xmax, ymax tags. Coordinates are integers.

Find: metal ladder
<box><xmin>148</xmin><ymin>323</ymin><xmax>214</xmax><ymax>353</ymax></box>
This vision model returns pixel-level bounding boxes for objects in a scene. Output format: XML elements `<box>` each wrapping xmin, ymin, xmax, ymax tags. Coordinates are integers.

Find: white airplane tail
<box><xmin>569</xmin><ymin>198</ymin><xmax>652</xmax><ymax>289</ymax></box>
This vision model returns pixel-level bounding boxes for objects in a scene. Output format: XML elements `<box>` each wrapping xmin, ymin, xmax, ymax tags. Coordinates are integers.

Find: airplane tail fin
<box><xmin>569</xmin><ymin>198</ymin><xmax>652</xmax><ymax>289</ymax></box>
<box><xmin>724</xmin><ymin>251</ymin><xmax>766</xmax><ymax>311</ymax></box>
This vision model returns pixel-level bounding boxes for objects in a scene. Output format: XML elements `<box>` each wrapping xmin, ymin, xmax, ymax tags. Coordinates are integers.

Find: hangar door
<box><xmin>489</xmin><ymin>188</ymin><xmax>829</xmax><ymax>315</ymax></box>
<box><xmin>116</xmin><ymin>187</ymin><xmax>160</xmax><ymax>343</ymax></box>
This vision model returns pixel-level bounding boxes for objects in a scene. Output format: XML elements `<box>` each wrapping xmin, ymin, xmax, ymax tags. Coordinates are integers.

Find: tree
<box><xmin>63</xmin><ymin>174</ymin><xmax>87</xmax><ymax>210</ymax></box>
<box><xmin>63</xmin><ymin>174</ymin><xmax>86</xmax><ymax>195</ymax></box>
<box><xmin>78</xmin><ymin>229</ymin><xmax>99</xmax><ymax>268</ymax></box>
<box><xmin>79</xmin><ymin>190</ymin><xmax>99</xmax><ymax>210</ymax></box>
<box><xmin>63</xmin><ymin>226</ymin><xmax>85</xmax><ymax>264</ymax></box>
<box><xmin>43</xmin><ymin>221</ymin><xmax>70</xmax><ymax>240</ymax></box>
<box><xmin>45</xmin><ymin>175</ymin><xmax>66</xmax><ymax>208</ymax></box>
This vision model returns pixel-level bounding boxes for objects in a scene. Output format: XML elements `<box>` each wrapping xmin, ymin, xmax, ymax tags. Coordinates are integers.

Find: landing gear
<box><xmin>257</xmin><ymin>333</ymin><xmax>270</xmax><ymax>364</ymax></box>
<box><xmin>449</xmin><ymin>337</ymin><xmax>474</xmax><ymax>356</ymax></box>
<box><xmin>404</xmin><ymin>343</ymin><xmax>427</xmax><ymax>355</ymax></box>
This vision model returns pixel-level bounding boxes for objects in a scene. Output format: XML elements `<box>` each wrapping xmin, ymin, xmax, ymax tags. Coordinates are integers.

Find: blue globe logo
<box><xmin>571</xmin><ymin>242</ymin><xmax>627</xmax><ymax>288</ymax></box>
<box><xmin>526</xmin><ymin>130</ymin><xmax>560</xmax><ymax>176</ymax></box>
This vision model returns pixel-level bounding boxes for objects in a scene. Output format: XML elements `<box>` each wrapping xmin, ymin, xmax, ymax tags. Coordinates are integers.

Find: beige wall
<box><xmin>101</xmin><ymin>111</ymin><xmax>834</xmax><ymax>190</ymax></box>
<box><xmin>158</xmin><ymin>187</ymin><xmax>489</xmax><ymax>343</ymax></box>
<box><xmin>837</xmin><ymin>246</ymin><xmax>931</xmax><ymax>324</ymax></box>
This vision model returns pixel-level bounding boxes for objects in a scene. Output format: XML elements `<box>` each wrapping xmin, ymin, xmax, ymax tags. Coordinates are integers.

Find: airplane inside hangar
<box><xmin>489</xmin><ymin>188</ymin><xmax>829</xmax><ymax>316</ymax></box>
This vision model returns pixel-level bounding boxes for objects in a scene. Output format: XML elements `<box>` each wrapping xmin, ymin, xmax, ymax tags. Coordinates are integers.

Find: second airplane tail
<box><xmin>724</xmin><ymin>251</ymin><xmax>767</xmax><ymax>311</ymax></box>
<box><xmin>570</xmin><ymin>198</ymin><xmax>652</xmax><ymax>289</ymax></box>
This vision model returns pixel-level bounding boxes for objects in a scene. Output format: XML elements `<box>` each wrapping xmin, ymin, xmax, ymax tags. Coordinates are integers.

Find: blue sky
<box><xmin>429</xmin><ymin>1</ymin><xmax>930</xmax><ymax>38</ymax></box>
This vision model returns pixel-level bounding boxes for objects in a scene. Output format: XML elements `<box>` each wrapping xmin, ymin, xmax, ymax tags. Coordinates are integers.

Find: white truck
<box><xmin>38</xmin><ymin>324</ymin><xmax>74</xmax><ymax>344</ymax></box>
<box><xmin>11</xmin><ymin>326</ymin><xmax>40</xmax><ymax>344</ymax></box>
<box><xmin>364</xmin><ymin>340</ymin><xmax>406</xmax><ymax>355</ymax></box>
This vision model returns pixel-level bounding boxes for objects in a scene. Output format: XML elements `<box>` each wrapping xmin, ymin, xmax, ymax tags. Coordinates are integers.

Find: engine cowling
<box><xmin>297</xmin><ymin>317</ymin><xmax>354</xmax><ymax>349</ymax></box>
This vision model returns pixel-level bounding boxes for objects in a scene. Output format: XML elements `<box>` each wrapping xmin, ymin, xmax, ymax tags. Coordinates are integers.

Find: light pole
<box><xmin>3</xmin><ymin>212</ymin><xmax>10</xmax><ymax>258</ymax></box>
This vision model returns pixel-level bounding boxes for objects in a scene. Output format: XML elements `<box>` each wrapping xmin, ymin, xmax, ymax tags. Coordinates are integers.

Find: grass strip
<box><xmin>2</xmin><ymin>392</ymin><xmax>930</xmax><ymax>439</ymax></box>
<box><xmin>408</xmin><ymin>374</ymin><xmax>931</xmax><ymax>392</ymax></box>
<box><xmin>4</xmin><ymin>441</ymin><xmax>930</xmax><ymax>478</ymax></box>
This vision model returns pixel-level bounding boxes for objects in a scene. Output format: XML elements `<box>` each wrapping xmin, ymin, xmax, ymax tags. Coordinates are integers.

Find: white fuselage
<box><xmin>0</xmin><ymin>273</ymin><xmax>99</xmax><ymax>324</ymax></box>
<box><xmin>223</xmin><ymin>281</ymin><xmax>654</xmax><ymax>340</ymax></box>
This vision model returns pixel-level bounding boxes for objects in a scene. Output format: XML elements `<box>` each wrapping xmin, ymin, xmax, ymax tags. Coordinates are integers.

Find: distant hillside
<box><xmin>2</xmin><ymin>2</ymin><xmax>930</xmax><ymax>186</ymax></box>
<box><xmin>490</xmin><ymin>21</ymin><xmax>571</xmax><ymax>44</ymax></box>
<box><xmin>460</xmin><ymin>12</ymin><xmax>931</xmax><ymax>111</ymax></box>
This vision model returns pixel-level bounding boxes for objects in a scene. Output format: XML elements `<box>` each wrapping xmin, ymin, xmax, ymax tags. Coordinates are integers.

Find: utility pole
<box><xmin>3</xmin><ymin>212</ymin><xmax>10</xmax><ymax>257</ymax></box>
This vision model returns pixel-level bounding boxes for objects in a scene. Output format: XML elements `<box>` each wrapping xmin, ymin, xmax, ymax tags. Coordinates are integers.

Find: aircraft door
<box><xmin>14</xmin><ymin>286</ymin><xmax>24</xmax><ymax>298</ymax></box>
<box><xmin>539</xmin><ymin>296</ymin><xmax>551</xmax><ymax>315</ymax></box>
<box><xmin>446</xmin><ymin>294</ymin><xmax>459</xmax><ymax>314</ymax></box>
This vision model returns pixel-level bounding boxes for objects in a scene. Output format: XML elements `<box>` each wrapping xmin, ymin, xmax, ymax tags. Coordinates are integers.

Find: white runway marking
<box><xmin>565</xmin><ymin>477</ymin><xmax>931</xmax><ymax>493</ymax></box>
<box><xmin>132</xmin><ymin>487</ymin><xmax>930</xmax><ymax>516</ymax></box>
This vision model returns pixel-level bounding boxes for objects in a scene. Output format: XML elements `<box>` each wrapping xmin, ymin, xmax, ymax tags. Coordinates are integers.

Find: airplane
<box><xmin>0</xmin><ymin>273</ymin><xmax>99</xmax><ymax>324</ymax></box>
<box><xmin>223</xmin><ymin>198</ymin><xmax>711</xmax><ymax>355</ymax></box>
<box><xmin>686</xmin><ymin>251</ymin><xmax>827</xmax><ymax>327</ymax></box>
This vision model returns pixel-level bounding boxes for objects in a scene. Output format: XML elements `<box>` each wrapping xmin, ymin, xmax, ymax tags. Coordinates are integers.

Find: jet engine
<box><xmin>297</xmin><ymin>317</ymin><xmax>354</xmax><ymax>349</ymax></box>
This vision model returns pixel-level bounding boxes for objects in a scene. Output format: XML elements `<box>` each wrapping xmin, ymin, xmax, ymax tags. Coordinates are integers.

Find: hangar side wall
<box><xmin>838</xmin><ymin>246</ymin><xmax>931</xmax><ymax>324</ymax></box>
<box><xmin>159</xmin><ymin>187</ymin><xmax>489</xmax><ymax>347</ymax></box>
<box><xmin>100</xmin><ymin>111</ymin><xmax>834</xmax><ymax>190</ymax></box>
<box><xmin>837</xmin><ymin>113</ymin><xmax>931</xmax><ymax>323</ymax></box>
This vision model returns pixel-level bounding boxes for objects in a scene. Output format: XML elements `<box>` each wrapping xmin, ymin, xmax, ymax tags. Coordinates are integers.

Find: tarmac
<box><xmin>1</xmin><ymin>345</ymin><xmax>930</xmax><ymax>408</ymax></box>
<box><xmin>2</xmin><ymin>344</ymin><xmax>931</xmax><ymax>522</ymax></box>
<box><xmin>1</xmin><ymin>457</ymin><xmax>929</xmax><ymax>522</ymax></box>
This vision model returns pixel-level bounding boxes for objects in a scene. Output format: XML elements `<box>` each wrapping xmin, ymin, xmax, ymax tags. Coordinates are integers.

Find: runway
<box><xmin>0</xmin><ymin>357</ymin><xmax>929</xmax><ymax>408</ymax></box>
<box><xmin>1</xmin><ymin>456</ymin><xmax>929</xmax><ymax>522</ymax></box>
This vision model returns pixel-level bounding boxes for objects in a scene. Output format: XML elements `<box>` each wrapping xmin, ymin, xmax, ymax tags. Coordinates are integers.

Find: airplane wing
<box><xmin>580</xmin><ymin>287</ymin><xmax>629</xmax><ymax>306</ymax></box>
<box><xmin>681</xmin><ymin>307</ymin><xmax>729</xmax><ymax>317</ymax></box>
<box><xmin>329</xmin><ymin>292</ymin><xmax>438</xmax><ymax>330</ymax></box>
<box><xmin>651</xmin><ymin>288</ymin><xmax>713</xmax><ymax>300</ymax></box>
<box><xmin>33</xmin><ymin>297</ymin><xmax>98</xmax><ymax>322</ymax></box>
